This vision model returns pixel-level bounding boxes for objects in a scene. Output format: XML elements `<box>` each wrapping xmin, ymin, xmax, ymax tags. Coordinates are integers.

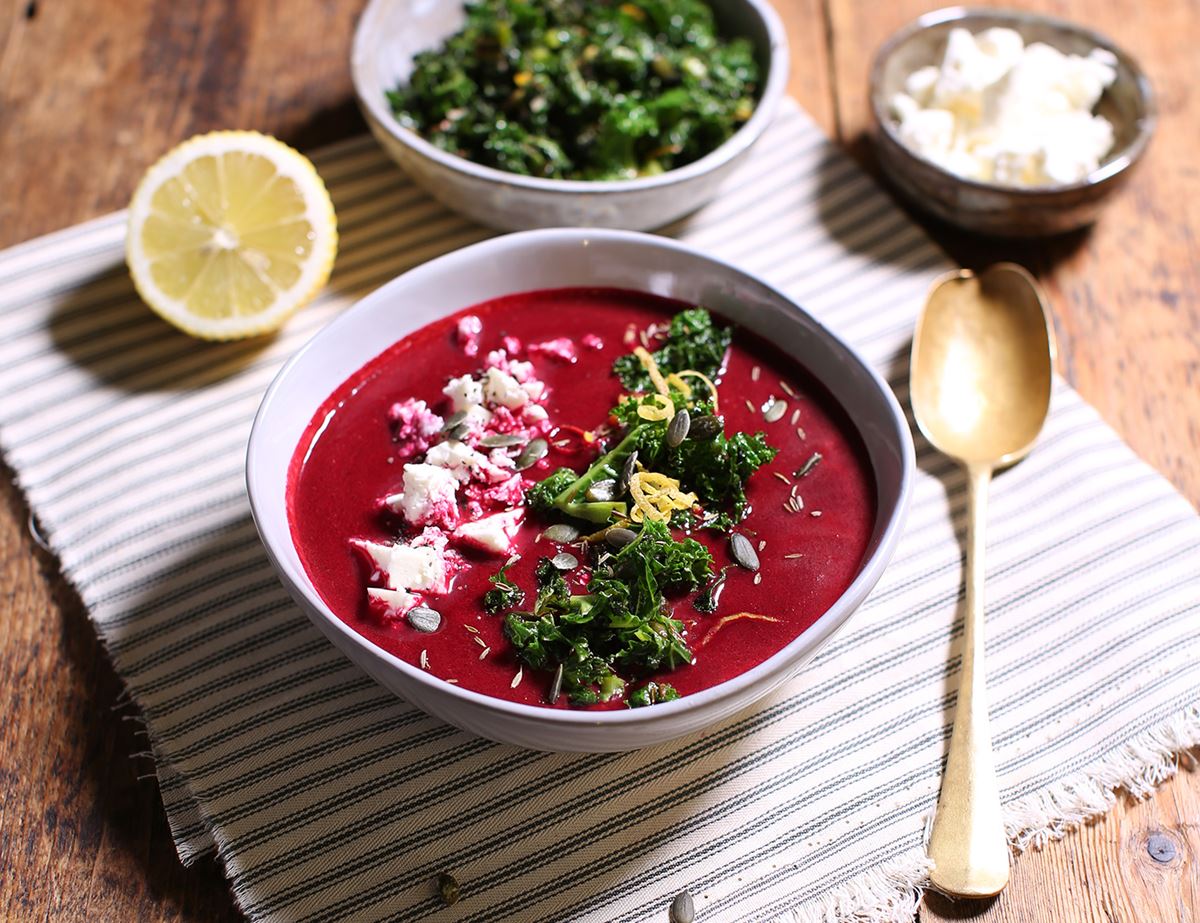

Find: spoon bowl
<box><xmin>912</xmin><ymin>264</ymin><xmax>1054</xmax><ymax>464</ymax></box>
<box><xmin>910</xmin><ymin>262</ymin><xmax>1054</xmax><ymax>898</ymax></box>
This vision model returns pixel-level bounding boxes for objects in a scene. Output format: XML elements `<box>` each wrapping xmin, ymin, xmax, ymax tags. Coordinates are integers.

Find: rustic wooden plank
<box><xmin>773</xmin><ymin>0</ymin><xmax>837</xmax><ymax>136</ymax></box>
<box><xmin>821</xmin><ymin>1</ymin><xmax>1200</xmax><ymax>920</ymax></box>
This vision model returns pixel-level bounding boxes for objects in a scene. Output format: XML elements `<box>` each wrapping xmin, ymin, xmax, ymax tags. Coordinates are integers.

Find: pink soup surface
<box><xmin>287</xmin><ymin>287</ymin><xmax>876</xmax><ymax>709</ymax></box>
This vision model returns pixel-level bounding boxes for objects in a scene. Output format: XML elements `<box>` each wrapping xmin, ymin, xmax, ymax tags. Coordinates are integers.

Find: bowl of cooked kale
<box><xmin>351</xmin><ymin>0</ymin><xmax>789</xmax><ymax>230</ymax></box>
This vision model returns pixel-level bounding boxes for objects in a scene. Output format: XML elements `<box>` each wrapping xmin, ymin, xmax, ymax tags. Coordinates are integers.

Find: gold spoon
<box><xmin>910</xmin><ymin>263</ymin><xmax>1055</xmax><ymax>898</ymax></box>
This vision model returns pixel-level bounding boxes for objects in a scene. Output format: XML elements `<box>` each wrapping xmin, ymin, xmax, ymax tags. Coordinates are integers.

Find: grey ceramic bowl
<box><xmin>351</xmin><ymin>0</ymin><xmax>789</xmax><ymax>232</ymax></box>
<box><xmin>246</xmin><ymin>229</ymin><xmax>914</xmax><ymax>752</ymax></box>
<box><xmin>869</xmin><ymin>7</ymin><xmax>1156</xmax><ymax>237</ymax></box>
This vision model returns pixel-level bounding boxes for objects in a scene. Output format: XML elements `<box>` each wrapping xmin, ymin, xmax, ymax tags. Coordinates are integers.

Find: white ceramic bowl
<box><xmin>350</xmin><ymin>0</ymin><xmax>789</xmax><ymax>231</ymax></box>
<box><xmin>246</xmin><ymin>229</ymin><xmax>914</xmax><ymax>752</ymax></box>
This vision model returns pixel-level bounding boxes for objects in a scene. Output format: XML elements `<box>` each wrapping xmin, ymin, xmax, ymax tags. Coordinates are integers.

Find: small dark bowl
<box><xmin>869</xmin><ymin>7</ymin><xmax>1156</xmax><ymax>237</ymax></box>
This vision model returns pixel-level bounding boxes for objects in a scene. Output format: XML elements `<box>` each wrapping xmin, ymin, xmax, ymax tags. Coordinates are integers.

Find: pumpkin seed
<box><xmin>406</xmin><ymin>605</ymin><xmax>442</xmax><ymax>633</ymax></box>
<box><xmin>440</xmin><ymin>410</ymin><xmax>467</xmax><ymax>432</ymax></box>
<box><xmin>688</xmin><ymin>415</ymin><xmax>722</xmax><ymax>440</ymax></box>
<box><xmin>729</xmin><ymin>533</ymin><xmax>760</xmax><ymax>571</ymax></box>
<box><xmin>666</xmin><ymin>408</ymin><xmax>691</xmax><ymax>447</ymax></box>
<box><xmin>586</xmin><ymin>478</ymin><xmax>617</xmax><ymax>502</ymax></box>
<box><xmin>480</xmin><ymin>433</ymin><xmax>525</xmax><ymax>448</ymax></box>
<box><xmin>669</xmin><ymin>890</ymin><xmax>695</xmax><ymax>923</ymax></box>
<box><xmin>548</xmin><ymin>662</ymin><xmax>564</xmax><ymax>704</ymax></box>
<box><xmin>617</xmin><ymin>450</ymin><xmax>639</xmax><ymax>495</ymax></box>
<box><xmin>551</xmin><ymin>552</ymin><xmax>579</xmax><ymax>570</ymax></box>
<box><xmin>515</xmin><ymin>437</ymin><xmax>548</xmax><ymax>470</ymax></box>
<box><xmin>542</xmin><ymin>523</ymin><xmax>580</xmax><ymax>544</ymax></box>
<box><xmin>437</xmin><ymin>872</ymin><xmax>460</xmax><ymax>906</ymax></box>
<box><xmin>605</xmin><ymin>526</ymin><xmax>637</xmax><ymax>549</ymax></box>
<box><xmin>763</xmin><ymin>397</ymin><xmax>788</xmax><ymax>423</ymax></box>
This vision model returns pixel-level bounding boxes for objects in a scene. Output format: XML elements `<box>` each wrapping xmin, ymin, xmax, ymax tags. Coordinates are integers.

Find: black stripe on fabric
<box><xmin>112</xmin><ymin>576</ymin><xmax>287</xmax><ymax>654</ymax></box>
<box><xmin>95</xmin><ymin>530</ymin><xmax>264</xmax><ymax>609</ymax></box>
<box><xmin>75</xmin><ymin>515</ymin><xmax>255</xmax><ymax>590</ymax></box>
<box><xmin>160</xmin><ymin>693</ymin><xmax>408</xmax><ymax>798</ymax></box>
<box><xmin>820</xmin><ymin>487</ymin><xmax>1176</xmax><ymax>663</ymax></box>
<box><xmin>69</xmin><ymin>490</ymin><xmax>252</xmax><ymax>572</ymax></box>
<box><xmin>140</xmin><ymin>635</ymin><xmax>333</xmax><ymax>715</ymax></box>
<box><xmin>162</xmin><ymin>675</ymin><xmax>386</xmax><ymax>762</ymax></box>
<box><xmin>120</xmin><ymin>594</ymin><xmax>297</xmax><ymax>676</ymax></box>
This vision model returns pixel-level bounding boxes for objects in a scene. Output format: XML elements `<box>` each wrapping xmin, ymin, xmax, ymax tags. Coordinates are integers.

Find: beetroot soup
<box><xmin>288</xmin><ymin>288</ymin><xmax>875</xmax><ymax>710</ymax></box>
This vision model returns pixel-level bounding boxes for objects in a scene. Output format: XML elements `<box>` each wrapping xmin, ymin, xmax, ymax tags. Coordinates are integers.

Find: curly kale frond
<box><xmin>502</xmin><ymin>518</ymin><xmax>712</xmax><ymax>706</ymax></box>
<box><xmin>613</xmin><ymin>307</ymin><xmax>732</xmax><ymax>390</ymax></box>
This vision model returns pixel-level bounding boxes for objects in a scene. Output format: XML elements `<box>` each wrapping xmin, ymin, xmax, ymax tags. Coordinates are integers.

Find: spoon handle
<box><xmin>927</xmin><ymin>463</ymin><xmax>1010</xmax><ymax>897</ymax></box>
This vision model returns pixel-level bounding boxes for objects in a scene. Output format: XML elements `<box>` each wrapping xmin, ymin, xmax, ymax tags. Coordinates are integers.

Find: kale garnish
<box><xmin>628</xmin><ymin>682</ymin><xmax>682</xmax><ymax>708</ymax></box>
<box><xmin>653</xmin><ymin>429</ymin><xmax>777</xmax><ymax>525</ymax></box>
<box><xmin>482</xmin><ymin>558</ymin><xmax>525</xmax><ymax>614</ymax></box>
<box><xmin>501</xmin><ymin>520</ymin><xmax>712</xmax><ymax>704</ymax></box>
<box><xmin>526</xmin><ymin>468</ymin><xmax>577</xmax><ymax>514</ymax></box>
<box><xmin>612</xmin><ymin>307</ymin><xmax>732</xmax><ymax>390</ymax></box>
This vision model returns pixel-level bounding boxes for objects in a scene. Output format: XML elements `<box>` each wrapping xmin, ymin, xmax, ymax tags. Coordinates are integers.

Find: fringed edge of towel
<box><xmin>1005</xmin><ymin>702</ymin><xmax>1200</xmax><ymax>851</ymax></box>
<box><xmin>770</xmin><ymin>850</ymin><xmax>932</xmax><ymax>923</ymax></box>
<box><xmin>771</xmin><ymin>701</ymin><xmax>1200</xmax><ymax>923</ymax></box>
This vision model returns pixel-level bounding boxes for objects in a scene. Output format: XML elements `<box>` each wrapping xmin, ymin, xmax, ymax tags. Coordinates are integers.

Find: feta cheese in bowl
<box><xmin>870</xmin><ymin>8</ymin><xmax>1155</xmax><ymax>236</ymax></box>
<box><xmin>891</xmin><ymin>26</ymin><xmax>1118</xmax><ymax>187</ymax></box>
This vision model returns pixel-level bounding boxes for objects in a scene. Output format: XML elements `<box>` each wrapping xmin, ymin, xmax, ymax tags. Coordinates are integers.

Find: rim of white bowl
<box><xmin>246</xmin><ymin>228</ymin><xmax>915</xmax><ymax>728</ymax></box>
<box><xmin>350</xmin><ymin>0</ymin><xmax>791</xmax><ymax>196</ymax></box>
<box><xmin>869</xmin><ymin>5</ymin><xmax>1157</xmax><ymax>196</ymax></box>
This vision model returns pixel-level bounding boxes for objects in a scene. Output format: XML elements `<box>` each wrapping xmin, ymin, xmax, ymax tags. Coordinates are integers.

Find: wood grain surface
<box><xmin>0</xmin><ymin>1</ymin><xmax>1196</xmax><ymax>920</ymax></box>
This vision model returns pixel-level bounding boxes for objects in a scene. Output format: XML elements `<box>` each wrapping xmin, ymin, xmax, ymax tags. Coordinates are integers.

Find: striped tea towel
<box><xmin>2</xmin><ymin>99</ymin><xmax>1199</xmax><ymax>923</ymax></box>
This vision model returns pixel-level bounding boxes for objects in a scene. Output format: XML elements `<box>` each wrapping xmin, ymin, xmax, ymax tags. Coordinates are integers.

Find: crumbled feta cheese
<box><xmin>482</xmin><ymin>367</ymin><xmax>528</xmax><ymax>409</ymax></box>
<box><xmin>387</xmin><ymin>398</ymin><xmax>443</xmax><ymax>458</ymax></box>
<box><xmin>507</xmin><ymin>360</ymin><xmax>536</xmax><ymax>383</ymax></box>
<box><xmin>350</xmin><ymin>537</ymin><xmax>449</xmax><ymax>593</ymax></box>
<box><xmin>502</xmin><ymin>335</ymin><xmax>522</xmax><ymax>355</ymax></box>
<box><xmin>528</xmin><ymin>337</ymin><xmax>578</xmax><ymax>363</ymax></box>
<box><xmin>522</xmin><ymin>404</ymin><xmax>549</xmax><ymax>423</ymax></box>
<box><xmin>425</xmin><ymin>439</ymin><xmax>510</xmax><ymax>484</ymax></box>
<box><xmin>388</xmin><ymin>543</ymin><xmax>450</xmax><ymax>593</ymax></box>
<box><xmin>453</xmin><ymin>508</ymin><xmax>524</xmax><ymax>554</ymax></box>
<box><xmin>443</xmin><ymin>374</ymin><xmax>483</xmax><ymax>412</ymax></box>
<box><xmin>581</xmin><ymin>333</ymin><xmax>604</xmax><ymax>350</ymax></box>
<box><xmin>456</xmin><ymin>315</ymin><xmax>482</xmax><ymax>357</ymax></box>
<box><xmin>889</xmin><ymin>27</ymin><xmax>1117</xmax><ymax>187</ymax></box>
<box><xmin>385</xmin><ymin>463</ymin><xmax>459</xmax><ymax>528</ymax></box>
<box><xmin>520</xmin><ymin>379</ymin><xmax>546</xmax><ymax>402</ymax></box>
<box><xmin>366</xmin><ymin>587</ymin><xmax>417</xmax><ymax>620</ymax></box>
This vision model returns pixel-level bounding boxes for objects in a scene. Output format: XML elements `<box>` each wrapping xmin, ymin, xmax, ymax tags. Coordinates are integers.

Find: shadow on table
<box><xmin>2</xmin><ymin>461</ymin><xmax>241</xmax><ymax>922</ymax></box>
<box><xmin>819</xmin><ymin>132</ymin><xmax>1095</xmax><ymax>283</ymax></box>
<box><xmin>45</xmin><ymin>265</ymin><xmax>275</xmax><ymax>396</ymax></box>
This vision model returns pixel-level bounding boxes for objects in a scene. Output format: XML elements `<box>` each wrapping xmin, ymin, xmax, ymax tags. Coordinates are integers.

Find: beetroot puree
<box><xmin>288</xmin><ymin>288</ymin><xmax>876</xmax><ymax>709</ymax></box>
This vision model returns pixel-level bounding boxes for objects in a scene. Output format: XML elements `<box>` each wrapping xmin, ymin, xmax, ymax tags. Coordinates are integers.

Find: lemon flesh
<box><xmin>127</xmin><ymin>132</ymin><xmax>337</xmax><ymax>340</ymax></box>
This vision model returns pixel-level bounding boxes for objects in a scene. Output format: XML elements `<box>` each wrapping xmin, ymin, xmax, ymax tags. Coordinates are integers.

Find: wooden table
<box><xmin>1</xmin><ymin>1</ymin><xmax>1196</xmax><ymax>919</ymax></box>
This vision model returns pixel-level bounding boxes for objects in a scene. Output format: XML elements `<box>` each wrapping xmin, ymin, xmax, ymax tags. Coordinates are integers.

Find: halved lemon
<box><xmin>126</xmin><ymin>131</ymin><xmax>337</xmax><ymax>340</ymax></box>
